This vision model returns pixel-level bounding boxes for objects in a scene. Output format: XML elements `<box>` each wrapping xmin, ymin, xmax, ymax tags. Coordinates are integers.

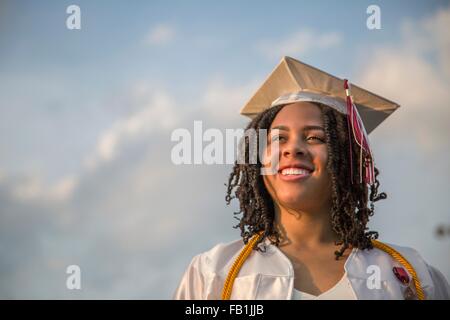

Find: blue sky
<box><xmin>0</xmin><ymin>0</ymin><xmax>449</xmax><ymax>298</ymax></box>
<box><xmin>2</xmin><ymin>0</ymin><xmax>448</xmax><ymax>180</ymax></box>
<box><xmin>2</xmin><ymin>0</ymin><xmax>447</xmax><ymax>90</ymax></box>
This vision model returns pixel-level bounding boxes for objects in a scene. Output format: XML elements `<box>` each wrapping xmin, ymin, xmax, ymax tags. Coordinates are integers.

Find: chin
<box><xmin>275</xmin><ymin>191</ymin><xmax>308</xmax><ymax>208</ymax></box>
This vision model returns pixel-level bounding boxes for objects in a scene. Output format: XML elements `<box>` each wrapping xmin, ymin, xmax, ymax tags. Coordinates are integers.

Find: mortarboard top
<box><xmin>240</xmin><ymin>56</ymin><xmax>400</xmax><ymax>134</ymax></box>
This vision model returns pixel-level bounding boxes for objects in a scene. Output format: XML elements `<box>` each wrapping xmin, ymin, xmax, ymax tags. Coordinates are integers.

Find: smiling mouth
<box><xmin>278</xmin><ymin>167</ymin><xmax>313</xmax><ymax>181</ymax></box>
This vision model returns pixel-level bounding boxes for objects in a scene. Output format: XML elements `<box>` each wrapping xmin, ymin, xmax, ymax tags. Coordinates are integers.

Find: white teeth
<box><xmin>281</xmin><ymin>168</ymin><xmax>311</xmax><ymax>175</ymax></box>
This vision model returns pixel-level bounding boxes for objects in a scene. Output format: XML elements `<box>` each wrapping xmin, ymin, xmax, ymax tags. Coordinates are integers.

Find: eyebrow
<box><xmin>270</xmin><ymin>125</ymin><xmax>325</xmax><ymax>132</ymax></box>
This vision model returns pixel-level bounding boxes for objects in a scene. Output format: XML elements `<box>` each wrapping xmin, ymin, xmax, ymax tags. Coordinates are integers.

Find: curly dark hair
<box><xmin>225</xmin><ymin>103</ymin><xmax>387</xmax><ymax>259</ymax></box>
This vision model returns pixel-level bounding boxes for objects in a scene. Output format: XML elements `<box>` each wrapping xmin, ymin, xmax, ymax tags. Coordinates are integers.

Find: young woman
<box><xmin>173</xmin><ymin>57</ymin><xmax>450</xmax><ymax>300</ymax></box>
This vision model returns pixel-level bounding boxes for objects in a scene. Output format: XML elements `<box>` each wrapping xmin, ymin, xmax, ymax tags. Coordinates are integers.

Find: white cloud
<box><xmin>7</xmin><ymin>172</ymin><xmax>78</xmax><ymax>203</ymax></box>
<box><xmin>200</xmin><ymin>76</ymin><xmax>258</xmax><ymax>126</ymax></box>
<box><xmin>0</xmin><ymin>79</ymin><xmax>239</xmax><ymax>298</ymax></box>
<box><xmin>144</xmin><ymin>23</ymin><xmax>175</xmax><ymax>46</ymax></box>
<box><xmin>357</xmin><ymin>8</ymin><xmax>450</xmax><ymax>152</ymax></box>
<box><xmin>425</xmin><ymin>7</ymin><xmax>450</xmax><ymax>77</ymax></box>
<box><xmin>84</xmin><ymin>86</ymin><xmax>179</xmax><ymax>170</ymax></box>
<box><xmin>399</xmin><ymin>6</ymin><xmax>450</xmax><ymax>77</ymax></box>
<box><xmin>257</xmin><ymin>29</ymin><xmax>342</xmax><ymax>59</ymax></box>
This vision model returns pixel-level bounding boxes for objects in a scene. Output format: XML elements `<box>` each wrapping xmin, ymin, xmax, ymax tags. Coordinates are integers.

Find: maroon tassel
<box><xmin>344</xmin><ymin>79</ymin><xmax>375</xmax><ymax>186</ymax></box>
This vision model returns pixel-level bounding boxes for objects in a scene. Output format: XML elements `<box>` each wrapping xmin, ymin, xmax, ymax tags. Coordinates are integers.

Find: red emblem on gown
<box><xmin>393</xmin><ymin>267</ymin><xmax>410</xmax><ymax>285</ymax></box>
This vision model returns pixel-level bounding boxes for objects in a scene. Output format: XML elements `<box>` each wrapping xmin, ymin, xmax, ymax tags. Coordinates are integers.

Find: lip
<box><xmin>277</xmin><ymin>163</ymin><xmax>314</xmax><ymax>182</ymax></box>
<box><xmin>278</xmin><ymin>171</ymin><xmax>311</xmax><ymax>182</ymax></box>
<box><xmin>278</xmin><ymin>163</ymin><xmax>314</xmax><ymax>172</ymax></box>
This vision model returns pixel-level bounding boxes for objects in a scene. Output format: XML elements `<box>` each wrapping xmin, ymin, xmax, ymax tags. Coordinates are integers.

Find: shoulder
<box><xmin>356</xmin><ymin>241</ymin><xmax>429</xmax><ymax>267</ymax></box>
<box><xmin>355</xmin><ymin>241</ymin><xmax>450</xmax><ymax>299</ymax></box>
<box><xmin>426</xmin><ymin>264</ymin><xmax>450</xmax><ymax>299</ymax></box>
<box><xmin>173</xmin><ymin>238</ymin><xmax>246</xmax><ymax>299</ymax></box>
<box><xmin>372</xmin><ymin>241</ymin><xmax>425</xmax><ymax>262</ymax></box>
<box><xmin>194</xmin><ymin>238</ymin><xmax>246</xmax><ymax>276</ymax></box>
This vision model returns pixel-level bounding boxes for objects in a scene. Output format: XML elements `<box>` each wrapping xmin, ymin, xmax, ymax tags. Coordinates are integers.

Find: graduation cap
<box><xmin>240</xmin><ymin>56</ymin><xmax>400</xmax><ymax>185</ymax></box>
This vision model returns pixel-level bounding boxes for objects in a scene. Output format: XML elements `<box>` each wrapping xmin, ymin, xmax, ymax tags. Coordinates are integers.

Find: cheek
<box><xmin>321</xmin><ymin>150</ymin><xmax>329</xmax><ymax>169</ymax></box>
<box><xmin>312</xmin><ymin>147</ymin><xmax>329</xmax><ymax>176</ymax></box>
<box><xmin>262</xmin><ymin>147</ymin><xmax>270</xmax><ymax>165</ymax></box>
<box><xmin>261</xmin><ymin>144</ymin><xmax>279</xmax><ymax>169</ymax></box>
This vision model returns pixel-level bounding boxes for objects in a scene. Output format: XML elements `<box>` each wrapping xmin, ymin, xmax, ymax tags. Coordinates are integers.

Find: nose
<box><xmin>282</xmin><ymin>138</ymin><xmax>307</xmax><ymax>158</ymax></box>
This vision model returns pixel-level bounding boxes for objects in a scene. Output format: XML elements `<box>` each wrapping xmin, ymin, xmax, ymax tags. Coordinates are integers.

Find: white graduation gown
<box><xmin>173</xmin><ymin>238</ymin><xmax>450</xmax><ymax>300</ymax></box>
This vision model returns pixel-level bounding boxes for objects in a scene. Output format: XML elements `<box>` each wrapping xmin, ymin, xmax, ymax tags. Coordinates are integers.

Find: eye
<box><xmin>271</xmin><ymin>135</ymin><xmax>286</xmax><ymax>142</ymax></box>
<box><xmin>306</xmin><ymin>135</ymin><xmax>325</xmax><ymax>143</ymax></box>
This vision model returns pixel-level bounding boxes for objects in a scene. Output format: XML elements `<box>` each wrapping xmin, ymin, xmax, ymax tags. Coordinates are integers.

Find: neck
<box><xmin>273</xmin><ymin>202</ymin><xmax>339</xmax><ymax>249</ymax></box>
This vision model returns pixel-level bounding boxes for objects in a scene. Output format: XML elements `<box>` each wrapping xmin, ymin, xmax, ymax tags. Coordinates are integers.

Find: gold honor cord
<box><xmin>221</xmin><ymin>233</ymin><xmax>262</xmax><ymax>300</ymax></box>
<box><xmin>371</xmin><ymin>240</ymin><xmax>425</xmax><ymax>300</ymax></box>
<box><xmin>222</xmin><ymin>232</ymin><xmax>425</xmax><ymax>300</ymax></box>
